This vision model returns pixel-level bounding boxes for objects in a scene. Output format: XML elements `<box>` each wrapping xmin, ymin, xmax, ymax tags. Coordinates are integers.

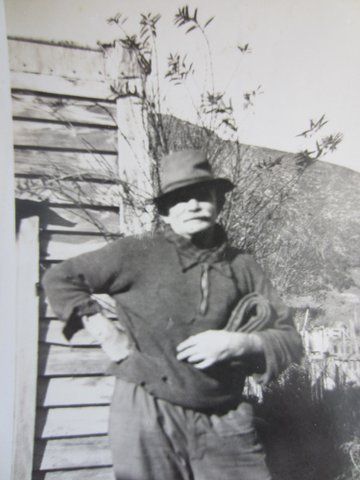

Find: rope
<box><xmin>225</xmin><ymin>292</ymin><xmax>273</xmax><ymax>333</ymax></box>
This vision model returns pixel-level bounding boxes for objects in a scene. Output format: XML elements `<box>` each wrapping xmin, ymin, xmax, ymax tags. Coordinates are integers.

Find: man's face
<box><xmin>161</xmin><ymin>183</ymin><xmax>218</xmax><ymax>238</ymax></box>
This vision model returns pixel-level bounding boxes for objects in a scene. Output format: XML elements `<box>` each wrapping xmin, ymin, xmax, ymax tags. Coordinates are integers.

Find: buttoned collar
<box><xmin>164</xmin><ymin>224</ymin><xmax>233</xmax><ymax>278</ymax></box>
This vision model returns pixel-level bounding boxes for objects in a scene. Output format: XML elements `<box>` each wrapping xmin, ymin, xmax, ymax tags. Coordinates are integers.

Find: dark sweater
<box><xmin>42</xmin><ymin>226</ymin><xmax>303</xmax><ymax>411</ymax></box>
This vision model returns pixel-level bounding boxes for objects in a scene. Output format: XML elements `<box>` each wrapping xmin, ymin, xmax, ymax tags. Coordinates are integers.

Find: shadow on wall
<box><xmin>251</xmin><ymin>365</ymin><xmax>360</xmax><ymax>480</ymax></box>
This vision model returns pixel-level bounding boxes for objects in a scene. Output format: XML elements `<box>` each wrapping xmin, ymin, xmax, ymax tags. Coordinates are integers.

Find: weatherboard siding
<box><xmin>12</xmin><ymin>93</ymin><xmax>118</xmax><ymax>126</ymax></box>
<box><xmin>33</xmin><ymin>437</ymin><xmax>113</xmax><ymax>471</ymax></box>
<box><xmin>37</xmin><ymin>377</ymin><xmax>115</xmax><ymax>408</ymax></box>
<box><xmin>15</xmin><ymin>150</ymin><xmax>118</xmax><ymax>180</ymax></box>
<box><xmin>9</xmin><ymin>37</ymin><xmax>134</xmax><ymax>479</ymax></box>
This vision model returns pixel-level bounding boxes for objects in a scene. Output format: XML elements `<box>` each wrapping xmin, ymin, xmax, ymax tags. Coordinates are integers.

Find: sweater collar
<box><xmin>164</xmin><ymin>224</ymin><xmax>233</xmax><ymax>277</ymax></box>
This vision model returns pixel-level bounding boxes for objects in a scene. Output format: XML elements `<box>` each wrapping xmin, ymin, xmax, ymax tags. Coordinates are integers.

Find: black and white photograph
<box><xmin>1</xmin><ymin>1</ymin><xmax>359</xmax><ymax>479</ymax></box>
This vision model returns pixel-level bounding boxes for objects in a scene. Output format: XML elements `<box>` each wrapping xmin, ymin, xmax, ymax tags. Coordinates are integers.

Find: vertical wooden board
<box><xmin>36</xmin><ymin>406</ymin><xmax>109</xmax><ymax>438</ymax></box>
<box><xmin>15</xmin><ymin>150</ymin><xmax>118</xmax><ymax>179</ymax></box>
<box><xmin>32</xmin><ymin>467</ymin><xmax>115</xmax><ymax>480</ymax></box>
<box><xmin>13</xmin><ymin>121</ymin><xmax>117</xmax><ymax>152</ymax></box>
<box><xmin>13</xmin><ymin>216</ymin><xmax>39</xmax><ymax>480</ymax></box>
<box><xmin>115</xmin><ymin>95</ymin><xmax>153</xmax><ymax>234</ymax></box>
<box><xmin>0</xmin><ymin>19</ymin><xmax>17</xmax><ymax>480</ymax></box>
<box><xmin>39</xmin><ymin>344</ymin><xmax>111</xmax><ymax>376</ymax></box>
<box><xmin>33</xmin><ymin>436</ymin><xmax>112</xmax><ymax>470</ymax></box>
<box><xmin>12</xmin><ymin>94</ymin><xmax>117</xmax><ymax>126</ymax></box>
<box><xmin>37</xmin><ymin>376</ymin><xmax>114</xmax><ymax>407</ymax></box>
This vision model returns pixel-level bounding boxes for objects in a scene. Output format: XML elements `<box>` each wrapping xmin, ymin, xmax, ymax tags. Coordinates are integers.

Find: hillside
<box><xmin>260</xmin><ymin>157</ymin><xmax>360</xmax><ymax>325</ymax></box>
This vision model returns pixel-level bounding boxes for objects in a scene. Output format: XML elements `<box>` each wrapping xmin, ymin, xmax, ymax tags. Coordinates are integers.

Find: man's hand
<box><xmin>176</xmin><ymin>330</ymin><xmax>263</xmax><ymax>369</ymax></box>
<box><xmin>82</xmin><ymin>313</ymin><xmax>130</xmax><ymax>362</ymax></box>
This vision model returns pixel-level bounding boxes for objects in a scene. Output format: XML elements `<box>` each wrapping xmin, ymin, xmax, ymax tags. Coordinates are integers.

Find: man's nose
<box><xmin>187</xmin><ymin>198</ymin><xmax>200</xmax><ymax>209</ymax></box>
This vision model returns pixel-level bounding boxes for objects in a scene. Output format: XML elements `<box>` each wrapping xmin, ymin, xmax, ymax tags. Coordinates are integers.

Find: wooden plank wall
<box><xmin>9</xmin><ymin>38</ymin><xmax>140</xmax><ymax>480</ymax></box>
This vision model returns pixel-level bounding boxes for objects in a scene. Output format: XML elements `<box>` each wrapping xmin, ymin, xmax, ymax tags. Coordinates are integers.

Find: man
<box><xmin>43</xmin><ymin>149</ymin><xmax>303</xmax><ymax>480</ymax></box>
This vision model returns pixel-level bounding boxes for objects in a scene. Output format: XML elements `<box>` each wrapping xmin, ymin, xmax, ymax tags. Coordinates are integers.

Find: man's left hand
<box><xmin>176</xmin><ymin>330</ymin><xmax>263</xmax><ymax>369</ymax></box>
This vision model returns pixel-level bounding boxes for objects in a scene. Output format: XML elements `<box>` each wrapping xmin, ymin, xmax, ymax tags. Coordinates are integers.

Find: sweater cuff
<box><xmin>251</xmin><ymin>330</ymin><xmax>284</xmax><ymax>385</ymax></box>
<box><xmin>63</xmin><ymin>298</ymin><xmax>102</xmax><ymax>341</ymax></box>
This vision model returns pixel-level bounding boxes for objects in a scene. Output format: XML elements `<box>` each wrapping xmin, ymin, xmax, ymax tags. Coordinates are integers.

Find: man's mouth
<box><xmin>184</xmin><ymin>216</ymin><xmax>211</xmax><ymax>222</ymax></box>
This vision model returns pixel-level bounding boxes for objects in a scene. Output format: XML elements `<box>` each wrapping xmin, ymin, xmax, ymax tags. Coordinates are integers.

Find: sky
<box><xmin>4</xmin><ymin>0</ymin><xmax>360</xmax><ymax>172</ymax></box>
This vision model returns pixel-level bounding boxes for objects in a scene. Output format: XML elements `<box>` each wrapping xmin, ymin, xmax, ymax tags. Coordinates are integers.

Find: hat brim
<box><xmin>153</xmin><ymin>177</ymin><xmax>234</xmax><ymax>204</ymax></box>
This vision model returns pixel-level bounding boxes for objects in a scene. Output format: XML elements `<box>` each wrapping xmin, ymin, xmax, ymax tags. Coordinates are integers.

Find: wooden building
<box><xmin>8</xmin><ymin>36</ymin><xmax>151</xmax><ymax>480</ymax></box>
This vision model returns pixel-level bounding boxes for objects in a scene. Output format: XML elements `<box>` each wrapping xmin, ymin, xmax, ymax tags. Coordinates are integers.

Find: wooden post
<box><xmin>12</xmin><ymin>216</ymin><xmax>40</xmax><ymax>480</ymax></box>
<box><xmin>0</xmin><ymin>3</ymin><xmax>17</xmax><ymax>479</ymax></box>
<box><xmin>103</xmin><ymin>40</ymin><xmax>153</xmax><ymax>235</ymax></box>
<box><xmin>116</xmin><ymin>93</ymin><xmax>153</xmax><ymax>234</ymax></box>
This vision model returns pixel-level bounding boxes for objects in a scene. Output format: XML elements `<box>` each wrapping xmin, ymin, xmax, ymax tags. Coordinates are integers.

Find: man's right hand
<box><xmin>82</xmin><ymin>313</ymin><xmax>131</xmax><ymax>362</ymax></box>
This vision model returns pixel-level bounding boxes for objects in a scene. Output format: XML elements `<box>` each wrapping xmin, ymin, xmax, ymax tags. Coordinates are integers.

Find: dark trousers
<box><xmin>109</xmin><ymin>378</ymin><xmax>271</xmax><ymax>480</ymax></box>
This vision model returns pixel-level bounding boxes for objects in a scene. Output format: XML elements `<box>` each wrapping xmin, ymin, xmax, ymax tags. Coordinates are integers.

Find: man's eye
<box><xmin>173</xmin><ymin>186</ymin><xmax>212</xmax><ymax>204</ymax></box>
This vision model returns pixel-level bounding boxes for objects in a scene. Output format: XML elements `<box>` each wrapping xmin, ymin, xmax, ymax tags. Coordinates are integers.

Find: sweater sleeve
<box><xmin>42</xmin><ymin>237</ymin><xmax>134</xmax><ymax>340</ymax></box>
<box><xmin>233</xmin><ymin>254</ymin><xmax>303</xmax><ymax>384</ymax></box>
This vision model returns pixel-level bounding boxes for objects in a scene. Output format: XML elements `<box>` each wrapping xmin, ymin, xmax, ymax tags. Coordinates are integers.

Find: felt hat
<box><xmin>153</xmin><ymin>149</ymin><xmax>234</xmax><ymax>203</ymax></box>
